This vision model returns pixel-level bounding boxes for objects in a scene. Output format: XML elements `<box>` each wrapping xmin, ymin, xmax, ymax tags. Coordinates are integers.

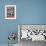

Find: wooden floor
<box><xmin>0</xmin><ymin>40</ymin><xmax>46</xmax><ymax>46</ymax></box>
<box><xmin>0</xmin><ymin>44</ymin><xmax>18</xmax><ymax>46</ymax></box>
<box><xmin>19</xmin><ymin>39</ymin><xmax>46</xmax><ymax>46</ymax></box>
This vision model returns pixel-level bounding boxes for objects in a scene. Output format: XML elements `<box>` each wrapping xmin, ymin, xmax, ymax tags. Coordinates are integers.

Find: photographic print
<box><xmin>5</xmin><ymin>5</ymin><xmax>16</xmax><ymax>19</ymax></box>
<box><xmin>18</xmin><ymin>24</ymin><xmax>46</xmax><ymax>46</ymax></box>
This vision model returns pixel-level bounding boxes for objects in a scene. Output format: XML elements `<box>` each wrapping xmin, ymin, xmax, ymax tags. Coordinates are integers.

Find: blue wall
<box><xmin>0</xmin><ymin>0</ymin><xmax>18</xmax><ymax>44</ymax></box>
<box><xmin>0</xmin><ymin>0</ymin><xmax>46</xmax><ymax>44</ymax></box>
<box><xmin>17</xmin><ymin>0</ymin><xmax>46</xmax><ymax>24</ymax></box>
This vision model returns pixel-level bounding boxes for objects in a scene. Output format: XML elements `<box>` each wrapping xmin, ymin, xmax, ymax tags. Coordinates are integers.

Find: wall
<box><xmin>17</xmin><ymin>0</ymin><xmax>46</xmax><ymax>24</ymax></box>
<box><xmin>0</xmin><ymin>0</ymin><xmax>46</xmax><ymax>44</ymax></box>
<box><xmin>0</xmin><ymin>0</ymin><xmax>18</xmax><ymax>44</ymax></box>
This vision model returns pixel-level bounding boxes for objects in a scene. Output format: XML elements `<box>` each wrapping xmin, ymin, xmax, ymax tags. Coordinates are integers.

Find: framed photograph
<box><xmin>18</xmin><ymin>24</ymin><xmax>46</xmax><ymax>42</ymax></box>
<box><xmin>5</xmin><ymin>5</ymin><xmax>16</xmax><ymax>19</ymax></box>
